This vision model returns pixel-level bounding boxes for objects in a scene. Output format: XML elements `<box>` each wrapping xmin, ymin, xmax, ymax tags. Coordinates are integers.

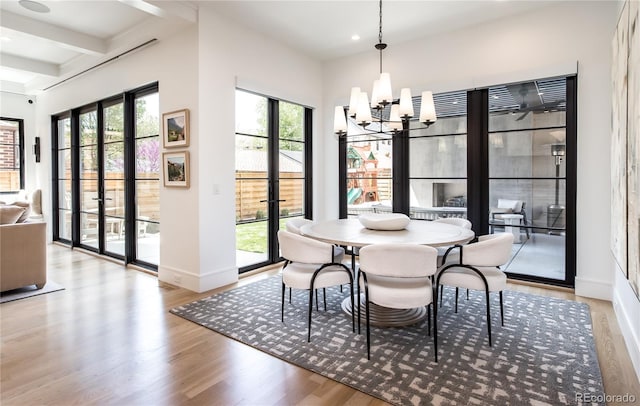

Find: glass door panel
<box><xmin>408</xmin><ymin>92</ymin><xmax>467</xmax><ymax>220</ymax></box>
<box><xmin>134</xmin><ymin>93</ymin><xmax>160</xmax><ymax>266</ymax></box>
<box><xmin>235</xmin><ymin>91</ymin><xmax>270</xmax><ymax>269</ymax></box>
<box><xmin>103</xmin><ymin>109</ymin><xmax>125</xmax><ymax>256</ymax></box>
<box><xmin>56</xmin><ymin>117</ymin><xmax>72</xmax><ymax>241</ymax></box>
<box><xmin>79</xmin><ymin>110</ymin><xmax>99</xmax><ymax>248</ymax></box>
<box><xmin>278</xmin><ymin>101</ymin><xmax>305</xmax><ymax>228</ymax></box>
<box><xmin>346</xmin><ymin>135</ymin><xmax>393</xmax><ymax>216</ymax></box>
<box><xmin>58</xmin><ymin>179</ymin><xmax>72</xmax><ymax>240</ymax></box>
<box><xmin>235</xmin><ymin>179</ymin><xmax>269</xmax><ymax>267</ymax></box>
<box><xmin>488</xmin><ymin>78</ymin><xmax>567</xmax><ymax>283</ymax></box>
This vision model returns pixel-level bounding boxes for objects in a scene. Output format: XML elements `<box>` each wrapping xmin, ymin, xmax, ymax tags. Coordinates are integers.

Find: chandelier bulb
<box><xmin>348</xmin><ymin>87</ymin><xmax>361</xmax><ymax>118</ymax></box>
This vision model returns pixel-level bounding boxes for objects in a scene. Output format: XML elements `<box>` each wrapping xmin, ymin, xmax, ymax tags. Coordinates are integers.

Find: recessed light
<box><xmin>351</xmin><ymin>34</ymin><xmax>360</xmax><ymax>41</ymax></box>
<box><xmin>492</xmin><ymin>95</ymin><xmax>499</xmax><ymax>99</ymax></box>
<box><xmin>452</xmin><ymin>100</ymin><xmax>458</xmax><ymax>105</ymax></box>
<box><xmin>19</xmin><ymin>0</ymin><xmax>50</xmax><ymax>13</ymax></box>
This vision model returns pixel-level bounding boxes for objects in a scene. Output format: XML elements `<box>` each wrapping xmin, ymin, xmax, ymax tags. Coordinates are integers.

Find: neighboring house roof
<box><xmin>235</xmin><ymin>149</ymin><xmax>302</xmax><ymax>172</ymax></box>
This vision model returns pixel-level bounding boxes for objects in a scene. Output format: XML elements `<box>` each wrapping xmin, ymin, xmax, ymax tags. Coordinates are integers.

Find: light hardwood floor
<box><xmin>1</xmin><ymin>244</ymin><xmax>638</xmax><ymax>405</ymax></box>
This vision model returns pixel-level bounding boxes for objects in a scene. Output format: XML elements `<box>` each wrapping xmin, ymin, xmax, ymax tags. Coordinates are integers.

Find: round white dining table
<box><xmin>299</xmin><ymin>218</ymin><xmax>474</xmax><ymax>248</ymax></box>
<box><xmin>299</xmin><ymin>218</ymin><xmax>475</xmax><ymax>327</ymax></box>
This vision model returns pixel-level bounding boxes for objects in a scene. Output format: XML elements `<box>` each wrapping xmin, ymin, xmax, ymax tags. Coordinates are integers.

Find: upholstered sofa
<box><xmin>0</xmin><ymin>193</ymin><xmax>47</xmax><ymax>292</ymax></box>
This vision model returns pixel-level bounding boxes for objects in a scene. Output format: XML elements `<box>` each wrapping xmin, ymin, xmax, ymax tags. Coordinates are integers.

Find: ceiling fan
<box><xmin>508</xmin><ymin>82</ymin><xmax>564</xmax><ymax>121</ymax></box>
<box><xmin>513</xmin><ymin>100</ymin><xmax>565</xmax><ymax>121</ymax></box>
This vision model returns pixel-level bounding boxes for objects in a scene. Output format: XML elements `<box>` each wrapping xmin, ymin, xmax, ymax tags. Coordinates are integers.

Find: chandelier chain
<box><xmin>378</xmin><ymin>0</ymin><xmax>383</xmax><ymax>73</ymax></box>
<box><xmin>378</xmin><ymin>0</ymin><xmax>383</xmax><ymax>45</ymax></box>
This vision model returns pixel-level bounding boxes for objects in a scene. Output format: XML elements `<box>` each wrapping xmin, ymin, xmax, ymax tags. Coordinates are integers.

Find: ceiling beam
<box><xmin>118</xmin><ymin>0</ymin><xmax>197</xmax><ymax>23</ymax></box>
<box><xmin>0</xmin><ymin>11</ymin><xmax>107</xmax><ymax>55</ymax></box>
<box><xmin>0</xmin><ymin>53</ymin><xmax>59</xmax><ymax>76</ymax></box>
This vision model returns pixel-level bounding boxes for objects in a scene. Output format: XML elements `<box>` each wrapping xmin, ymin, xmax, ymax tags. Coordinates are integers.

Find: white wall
<box><xmin>323</xmin><ymin>1</ymin><xmax>617</xmax><ymax>300</ymax></box>
<box><xmin>323</xmin><ymin>0</ymin><xmax>639</xmax><ymax>380</ymax></box>
<box><xmin>0</xmin><ymin>92</ymin><xmax>38</xmax><ymax>197</ymax></box>
<box><xmin>24</xmin><ymin>27</ymin><xmax>201</xmax><ymax>287</ymax></box>
<box><xmin>22</xmin><ymin>7</ymin><xmax>324</xmax><ymax>293</ymax></box>
<box><xmin>192</xmin><ymin>5</ymin><xmax>324</xmax><ymax>291</ymax></box>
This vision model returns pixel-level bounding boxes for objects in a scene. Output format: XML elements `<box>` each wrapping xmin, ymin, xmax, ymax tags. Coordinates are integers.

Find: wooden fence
<box><xmin>236</xmin><ymin>171</ymin><xmax>303</xmax><ymax>221</ymax></box>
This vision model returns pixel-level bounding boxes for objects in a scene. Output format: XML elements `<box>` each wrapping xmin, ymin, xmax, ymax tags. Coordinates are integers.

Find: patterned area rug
<box><xmin>170</xmin><ymin>276</ymin><xmax>604</xmax><ymax>405</ymax></box>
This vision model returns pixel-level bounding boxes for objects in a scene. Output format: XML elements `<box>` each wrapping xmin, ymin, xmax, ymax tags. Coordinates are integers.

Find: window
<box><xmin>408</xmin><ymin>90</ymin><xmax>468</xmax><ymax>220</ymax></box>
<box><xmin>338</xmin><ymin>76</ymin><xmax>576</xmax><ymax>288</ymax></box>
<box><xmin>0</xmin><ymin>118</ymin><xmax>24</xmax><ymax>193</ymax></box>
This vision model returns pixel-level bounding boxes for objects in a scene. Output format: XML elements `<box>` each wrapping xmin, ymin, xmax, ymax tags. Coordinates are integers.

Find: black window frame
<box><xmin>338</xmin><ymin>75</ymin><xmax>577</xmax><ymax>288</ymax></box>
<box><xmin>0</xmin><ymin>117</ymin><xmax>25</xmax><ymax>194</ymax></box>
<box><xmin>51</xmin><ymin>82</ymin><xmax>160</xmax><ymax>271</ymax></box>
<box><xmin>234</xmin><ymin>89</ymin><xmax>313</xmax><ymax>274</ymax></box>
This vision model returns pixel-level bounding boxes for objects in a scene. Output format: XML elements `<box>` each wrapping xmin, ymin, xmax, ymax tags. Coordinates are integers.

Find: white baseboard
<box><xmin>159</xmin><ymin>265</ymin><xmax>238</xmax><ymax>293</ymax></box>
<box><xmin>613</xmin><ymin>272</ymin><xmax>640</xmax><ymax>383</ymax></box>
<box><xmin>198</xmin><ymin>266</ymin><xmax>238</xmax><ymax>293</ymax></box>
<box><xmin>575</xmin><ymin>276</ymin><xmax>612</xmax><ymax>301</ymax></box>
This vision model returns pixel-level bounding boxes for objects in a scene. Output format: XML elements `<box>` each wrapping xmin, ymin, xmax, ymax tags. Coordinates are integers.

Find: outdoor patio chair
<box><xmin>489</xmin><ymin>199</ymin><xmax>530</xmax><ymax>239</ymax></box>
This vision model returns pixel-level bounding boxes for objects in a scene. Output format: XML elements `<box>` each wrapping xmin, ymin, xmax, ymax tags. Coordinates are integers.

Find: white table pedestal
<box><xmin>341</xmin><ymin>295</ymin><xmax>428</xmax><ymax>327</ymax></box>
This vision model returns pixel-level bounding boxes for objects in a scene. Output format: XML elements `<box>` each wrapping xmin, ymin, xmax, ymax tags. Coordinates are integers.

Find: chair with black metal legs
<box><xmin>433</xmin><ymin>217</ymin><xmax>473</xmax><ymax>266</ymax></box>
<box><xmin>357</xmin><ymin>243</ymin><xmax>439</xmax><ymax>361</ymax></box>
<box><xmin>436</xmin><ymin>232</ymin><xmax>514</xmax><ymax>347</ymax></box>
<box><xmin>277</xmin><ymin>230</ymin><xmax>355</xmax><ymax>342</ymax></box>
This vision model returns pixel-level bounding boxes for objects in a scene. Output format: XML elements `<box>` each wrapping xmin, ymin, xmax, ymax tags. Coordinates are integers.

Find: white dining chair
<box><xmin>285</xmin><ymin>217</ymin><xmax>346</xmax><ymax>262</ymax></box>
<box><xmin>277</xmin><ymin>230</ymin><xmax>355</xmax><ymax>342</ymax></box>
<box><xmin>433</xmin><ymin>217</ymin><xmax>473</xmax><ymax>270</ymax></box>
<box><xmin>433</xmin><ymin>217</ymin><xmax>472</xmax><ymax>229</ymax></box>
<box><xmin>358</xmin><ymin>243</ymin><xmax>439</xmax><ymax>361</ymax></box>
<box><xmin>285</xmin><ymin>217</ymin><xmax>313</xmax><ymax>234</ymax></box>
<box><xmin>436</xmin><ymin>232</ymin><xmax>514</xmax><ymax>347</ymax></box>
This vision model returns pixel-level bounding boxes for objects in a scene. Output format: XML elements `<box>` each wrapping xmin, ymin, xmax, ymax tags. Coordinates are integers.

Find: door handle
<box><xmin>92</xmin><ymin>198</ymin><xmax>102</xmax><ymax>202</ymax></box>
<box><xmin>259</xmin><ymin>199</ymin><xmax>287</xmax><ymax>203</ymax></box>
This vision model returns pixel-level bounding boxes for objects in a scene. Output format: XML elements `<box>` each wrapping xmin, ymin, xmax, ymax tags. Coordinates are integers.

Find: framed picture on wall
<box><xmin>163</xmin><ymin>151</ymin><xmax>190</xmax><ymax>188</ymax></box>
<box><xmin>162</xmin><ymin>109</ymin><xmax>190</xmax><ymax>148</ymax></box>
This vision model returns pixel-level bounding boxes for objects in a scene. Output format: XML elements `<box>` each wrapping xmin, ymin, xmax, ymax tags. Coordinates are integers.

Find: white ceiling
<box><xmin>0</xmin><ymin>0</ymin><xmax>555</xmax><ymax>95</ymax></box>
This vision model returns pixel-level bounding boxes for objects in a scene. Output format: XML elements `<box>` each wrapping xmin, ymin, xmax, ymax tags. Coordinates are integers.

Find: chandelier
<box><xmin>333</xmin><ymin>0</ymin><xmax>437</xmax><ymax>137</ymax></box>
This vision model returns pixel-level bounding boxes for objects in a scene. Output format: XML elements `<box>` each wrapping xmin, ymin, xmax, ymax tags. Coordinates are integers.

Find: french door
<box><xmin>76</xmin><ymin>103</ymin><xmax>125</xmax><ymax>257</ymax></box>
<box><xmin>53</xmin><ymin>83</ymin><xmax>159</xmax><ymax>269</ymax></box>
<box><xmin>235</xmin><ymin>89</ymin><xmax>312</xmax><ymax>272</ymax></box>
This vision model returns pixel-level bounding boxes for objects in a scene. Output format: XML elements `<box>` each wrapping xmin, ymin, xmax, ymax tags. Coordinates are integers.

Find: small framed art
<box><xmin>163</xmin><ymin>151</ymin><xmax>190</xmax><ymax>188</ymax></box>
<box><xmin>162</xmin><ymin>109</ymin><xmax>190</xmax><ymax>148</ymax></box>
